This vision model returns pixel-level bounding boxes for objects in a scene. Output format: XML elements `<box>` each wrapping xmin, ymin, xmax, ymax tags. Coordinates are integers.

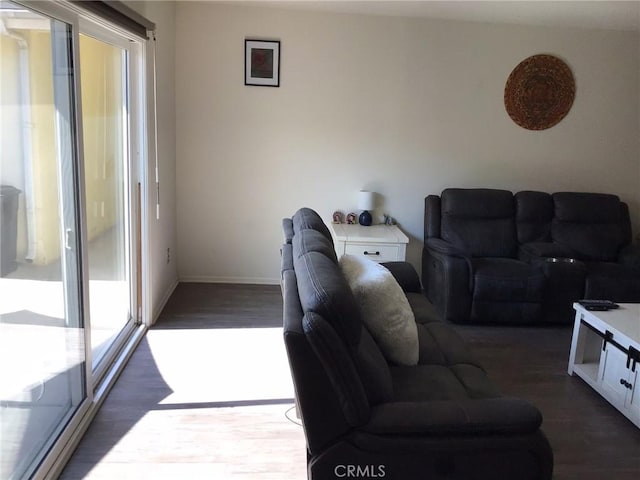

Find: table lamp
<box><xmin>358</xmin><ymin>190</ymin><xmax>374</xmax><ymax>226</ymax></box>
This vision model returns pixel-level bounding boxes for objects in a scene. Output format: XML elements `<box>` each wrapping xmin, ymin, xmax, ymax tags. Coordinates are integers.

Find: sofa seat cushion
<box><xmin>406</xmin><ymin>292</ymin><xmax>442</xmax><ymax>325</ymax></box>
<box><xmin>341</xmin><ymin>254</ymin><xmax>419</xmax><ymax>366</ymax></box>
<box><xmin>363</xmin><ymin>398</ymin><xmax>543</xmax><ymax>436</ymax></box>
<box><xmin>471</xmin><ymin>258</ymin><xmax>545</xmax><ymax>323</ymax></box>
<box><xmin>415</xmin><ymin>323</ymin><xmax>483</xmax><ymax>368</ymax></box>
<box><xmin>472</xmin><ymin>258</ymin><xmax>545</xmax><ymax>302</ymax></box>
<box><xmin>391</xmin><ymin>364</ymin><xmax>499</xmax><ymax>402</ymax></box>
<box><xmin>584</xmin><ymin>262</ymin><xmax>640</xmax><ymax>302</ymax></box>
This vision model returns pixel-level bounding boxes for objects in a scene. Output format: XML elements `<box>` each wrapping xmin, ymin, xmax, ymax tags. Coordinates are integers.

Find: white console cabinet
<box><xmin>329</xmin><ymin>223</ymin><xmax>409</xmax><ymax>263</ymax></box>
<box><xmin>568</xmin><ymin>303</ymin><xmax>640</xmax><ymax>428</ymax></box>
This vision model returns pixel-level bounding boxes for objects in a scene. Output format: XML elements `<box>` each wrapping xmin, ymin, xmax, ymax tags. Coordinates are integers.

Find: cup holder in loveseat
<box><xmin>545</xmin><ymin>257</ymin><xmax>578</xmax><ymax>264</ymax></box>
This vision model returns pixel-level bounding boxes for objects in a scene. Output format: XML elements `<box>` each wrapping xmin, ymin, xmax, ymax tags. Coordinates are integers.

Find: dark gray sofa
<box><xmin>281</xmin><ymin>207</ymin><xmax>553</xmax><ymax>480</ymax></box>
<box><xmin>423</xmin><ymin>189</ymin><xmax>640</xmax><ymax>324</ymax></box>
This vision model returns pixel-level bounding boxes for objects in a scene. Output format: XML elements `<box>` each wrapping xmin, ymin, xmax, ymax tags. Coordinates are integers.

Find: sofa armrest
<box><xmin>282</xmin><ymin>218</ymin><xmax>294</xmax><ymax>244</ymax></box>
<box><xmin>618</xmin><ymin>243</ymin><xmax>640</xmax><ymax>270</ymax></box>
<box><xmin>519</xmin><ymin>242</ymin><xmax>577</xmax><ymax>262</ymax></box>
<box><xmin>381</xmin><ymin>262</ymin><xmax>421</xmax><ymax>293</ymax></box>
<box><xmin>426</xmin><ymin>238</ymin><xmax>470</xmax><ymax>259</ymax></box>
<box><xmin>425</xmin><ymin>238</ymin><xmax>473</xmax><ymax>291</ymax></box>
<box><xmin>280</xmin><ymin>243</ymin><xmax>294</xmax><ymax>278</ymax></box>
<box><xmin>422</xmin><ymin>239</ymin><xmax>474</xmax><ymax>322</ymax></box>
<box><xmin>363</xmin><ymin>398</ymin><xmax>542</xmax><ymax>436</ymax></box>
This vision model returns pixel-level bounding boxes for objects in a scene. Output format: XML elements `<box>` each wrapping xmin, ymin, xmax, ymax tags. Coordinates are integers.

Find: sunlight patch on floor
<box><xmin>147</xmin><ymin>327</ymin><xmax>295</xmax><ymax>405</ymax></box>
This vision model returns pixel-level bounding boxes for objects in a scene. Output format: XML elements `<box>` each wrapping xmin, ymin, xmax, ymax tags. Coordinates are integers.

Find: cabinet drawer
<box><xmin>344</xmin><ymin>243</ymin><xmax>400</xmax><ymax>262</ymax></box>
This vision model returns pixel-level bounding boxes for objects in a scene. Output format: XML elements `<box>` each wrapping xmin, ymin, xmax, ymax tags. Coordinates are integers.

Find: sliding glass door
<box><xmin>0</xmin><ymin>1</ymin><xmax>147</xmax><ymax>478</ymax></box>
<box><xmin>0</xmin><ymin>5</ymin><xmax>85</xmax><ymax>479</ymax></box>
<box><xmin>79</xmin><ymin>31</ymin><xmax>135</xmax><ymax>373</ymax></box>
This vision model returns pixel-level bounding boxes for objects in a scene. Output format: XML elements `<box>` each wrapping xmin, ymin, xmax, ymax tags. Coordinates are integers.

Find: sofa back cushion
<box><xmin>282</xmin><ymin>269</ymin><xmax>353</xmax><ymax>451</ymax></box>
<box><xmin>295</xmin><ymin>251</ymin><xmax>361</xmax><ymax>347</ymax></box>
<box><xmin>294</xmin><ymin>250</ymin><xmax>393</xmax><ymax>405</ymax></box>
<box><xmin>440</xmin><ymin>188</ymin><xmax>517</xmax><ymax>258</ymax></box>
<box><xmin>515</xmin><ymin>191</ymin><xmax>553</xmax><ymax>244</ymax></box>
<box><xmin>551</xmin><ymin>192</ymin><xmax>629</xmax><ymax>261</ymax></box>
<box><xmin>302</xmin><ymin>311</ymin><xmax>371</xmax><ymax>426</ymax></box>
<box><xmin>292</xmin><ymin>207</ymin><xmax>333</xmax><ymax>244</ymax></box>
<box><xmin>293</xmin><ymin>228</ymin><xmax>338</xmax><ymax>263</ymax></box>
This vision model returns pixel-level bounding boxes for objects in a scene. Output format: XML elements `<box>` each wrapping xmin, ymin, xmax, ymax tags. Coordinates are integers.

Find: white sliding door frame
<box><xmin>77</xmin><ymin>17</ymin><xmax>140</xmax><ymax>386</ymax></box>
<box><xmin>8</xmin><ymin>1</ymin><xmax>155</xmax><ymax>478</ymax></box>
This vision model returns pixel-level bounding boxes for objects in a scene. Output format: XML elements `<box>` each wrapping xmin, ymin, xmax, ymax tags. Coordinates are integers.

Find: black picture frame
<box><xmin>245</xmin><ymin>39</ymin><xmax>280</xmax><ymax>87</ymax></box>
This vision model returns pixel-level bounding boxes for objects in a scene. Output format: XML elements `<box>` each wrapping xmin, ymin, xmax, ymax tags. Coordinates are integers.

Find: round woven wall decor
<box><xmin>504</xmin><ymin>54</ymin><xmax>575</xmax><ymax>130</ymax></box>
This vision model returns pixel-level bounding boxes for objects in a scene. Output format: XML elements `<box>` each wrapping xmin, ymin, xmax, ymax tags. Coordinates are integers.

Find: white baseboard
<box><xmin>178</xmin><ymin>275</ymin><xmax>280</xmax><ymax>286</ymax></box>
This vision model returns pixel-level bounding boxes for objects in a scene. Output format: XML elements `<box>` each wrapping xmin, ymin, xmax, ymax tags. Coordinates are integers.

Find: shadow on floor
<box><xmin>59</xmin><ymin>338</ymin><xmax>173</xmax><ymax>479</ymax></box>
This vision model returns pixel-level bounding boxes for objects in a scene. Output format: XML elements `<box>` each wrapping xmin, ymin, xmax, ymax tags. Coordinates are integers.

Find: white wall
<box><xmin>126</xmin><ymin>0</ymin><xmax>178</xmax><ymax>321</ymax></box>
<box><xmin>147</xmin><ymin>1</ymin><xmax>178</xmax><ymax>321</ymax></box>
<box><xmin>176</xmin><ymin>3</ymin><xmax>640</xmax><ymax>284</ymax></box>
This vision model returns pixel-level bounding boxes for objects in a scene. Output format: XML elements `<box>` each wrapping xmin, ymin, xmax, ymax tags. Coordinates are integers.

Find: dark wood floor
<box><xmin>456</xmin><ymin>324</ymin><xmax>640</xmax><ymax>479</ymax></box>
<box><xmin>155</xmin><ymin>283</ymin><xmax>284</xmax><ymax>329</ymax></box>
<box><xmin>61</xmin><ymin>283</ymin><xmax>640</xmax><ymax>479</ymax></box>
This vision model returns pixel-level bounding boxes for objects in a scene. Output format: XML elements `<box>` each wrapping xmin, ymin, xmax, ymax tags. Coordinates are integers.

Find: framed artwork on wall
<box><xmin>245</xmin><ymin>39</ymin><xmax>280</xmax><ymax>87</ymax></box>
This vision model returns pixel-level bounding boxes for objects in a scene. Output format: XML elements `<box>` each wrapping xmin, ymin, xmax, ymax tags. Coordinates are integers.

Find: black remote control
<box><xmin>578</xmin><ymin>299</ymin><xmax>619</xmax><ymax>311</ymax></box>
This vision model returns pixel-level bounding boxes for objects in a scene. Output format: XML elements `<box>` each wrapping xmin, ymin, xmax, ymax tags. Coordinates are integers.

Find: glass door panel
<box><xmin>78</xmin><ymin>33</ymin><xmax>133</xmax><ymax>370</ymax></box>
<box><xmin>0</xmin><ymin>3</ymin><xmax>85</xmax><ymax>478</ymax></box>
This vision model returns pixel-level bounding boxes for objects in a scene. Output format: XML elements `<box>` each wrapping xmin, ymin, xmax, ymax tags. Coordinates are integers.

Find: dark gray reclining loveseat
<box><xmin>281</xmin><ymin>207</ymin><xmax>553</xmax><ymax>480</ymax></box>
<box><xmin>423</xmin><ymin>189</ymin><xmax>640</xmax><ymax>324</ymax></box>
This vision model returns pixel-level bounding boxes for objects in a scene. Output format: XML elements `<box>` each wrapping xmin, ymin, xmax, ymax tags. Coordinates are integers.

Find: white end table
<box><xmin>568</xmin><ymin>302</ymin><xmax>640</xmax><ymax>428</ymax></box>
<box><xmin>329</xmin><ymin>223</ymin><xmax>409</xmax><ymax>263</ymax></box>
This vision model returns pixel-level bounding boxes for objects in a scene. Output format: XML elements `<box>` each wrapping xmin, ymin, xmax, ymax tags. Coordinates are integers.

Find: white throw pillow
<box><xmin>340</xmin><ymin>254</ymin><xmax>419</xmax><ymax>366</ymax></box>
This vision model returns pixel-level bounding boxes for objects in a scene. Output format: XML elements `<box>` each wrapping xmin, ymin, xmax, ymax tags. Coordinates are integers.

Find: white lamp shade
<box><xmin>358</xmin><ymin>190</ymin><xmax>375</xmax><ymax>210</ymax></box>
